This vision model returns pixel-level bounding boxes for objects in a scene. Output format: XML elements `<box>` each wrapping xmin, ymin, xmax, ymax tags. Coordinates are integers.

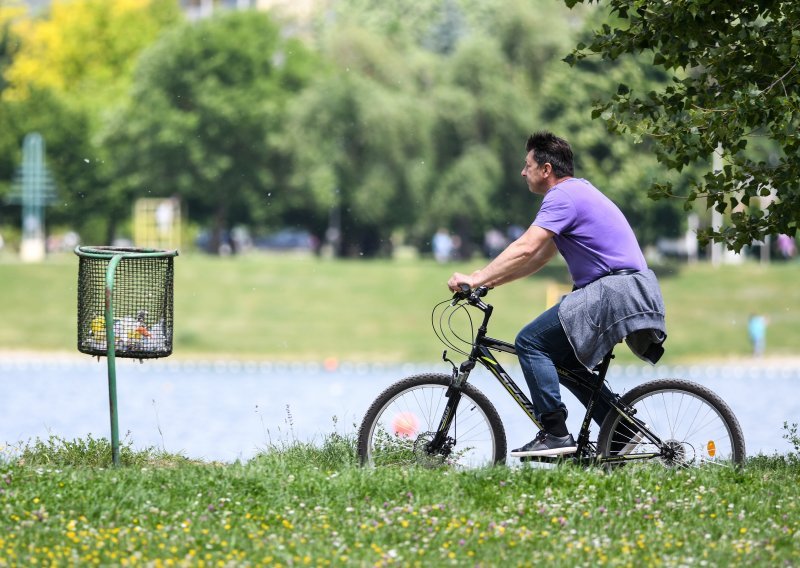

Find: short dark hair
<box><xmin>526</xmin><ymin>131</ymin><xmax>574</xmax><ymax>177</ymax></box>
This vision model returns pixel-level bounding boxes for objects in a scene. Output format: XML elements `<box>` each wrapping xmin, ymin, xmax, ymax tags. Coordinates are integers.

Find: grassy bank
<box><xmin>0</xmin><ymin>254</ymin><xmax>798</xmax><ymax>363</ymax></box>
<box><xmin>1</xmin><ymin>435</ymin><xmax>799</xmax><ymax>566</ymax></box>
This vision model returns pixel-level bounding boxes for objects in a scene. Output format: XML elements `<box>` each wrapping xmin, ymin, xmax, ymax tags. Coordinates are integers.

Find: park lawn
<box><xmin>1</xmin><ymin>435</ymin><xmax>799</xmax><ymax>566</ymax></box>
<box><xmin>0</xmin><ymin>253</ymin><xmax>797</xmax><ymax>363</ymax></box>
<box><xmin>656</xmin><ymin>262</ymin><xmax>800</xmax><ymax>362</ymax></box>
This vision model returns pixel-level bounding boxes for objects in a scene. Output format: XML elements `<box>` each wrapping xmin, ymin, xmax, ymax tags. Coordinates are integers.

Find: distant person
<box><xmin>507</xmin><ymin>224</ymin><xmax>525</xmax><ymax>241</ymax></box>
<box><xmin>155</xmin><ymin>199</ymin><xmax>175</xmax><ymax>236</ymax></box>
<box><xmin>748</xmin><ymin>314</ymin><xmax>768</xmax><ymax>357</ymax></box>
<box><xmin>484</xmin><ymin>228</ymin><xmax>508</xmax><ymax>259</ymax></box>
<box><xmin>432</xmin><ymin>228</ymin><xmax>454</xmax><ymax>263</ymax></box>
<box><xmin>777</xmin><ymin>234</ymin><xmax>796</xmax><ymax>260</ymax></box>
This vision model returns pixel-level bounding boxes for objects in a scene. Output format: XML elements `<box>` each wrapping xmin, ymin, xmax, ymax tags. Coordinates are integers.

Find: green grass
<box><xmin>0</xmin><ymin>253</ymin><xmax>798</xmax><ymax>363</ymax></box>
<box><xmin>1</xmin><ymin>434</ymin><xmax>799</xmax><ymax>566</ymax></box>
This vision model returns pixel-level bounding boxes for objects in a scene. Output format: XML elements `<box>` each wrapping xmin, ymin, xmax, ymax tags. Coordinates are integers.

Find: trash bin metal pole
<box><xmin>105</xmin><ymin>254</ymin><xmax>124</xmax><ymax>467</ymax></box>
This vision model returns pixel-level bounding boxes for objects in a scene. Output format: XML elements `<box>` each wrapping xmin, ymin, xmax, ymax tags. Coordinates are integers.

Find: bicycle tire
<box><xmin>357</xmin><ymin>373</ymin><xmax>507</xmax><ymax>469</ymax></box>
<box><xmin>597</xmin><ymin>378</ymin><xmax>746</xmax><ymax>467</ymax></box>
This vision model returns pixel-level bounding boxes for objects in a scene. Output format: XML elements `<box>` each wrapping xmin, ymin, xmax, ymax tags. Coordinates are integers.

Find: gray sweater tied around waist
<box><xmin>557</xmin><ymin>269</ymin><xmax>667</xmax><ymax>371</ymax></box>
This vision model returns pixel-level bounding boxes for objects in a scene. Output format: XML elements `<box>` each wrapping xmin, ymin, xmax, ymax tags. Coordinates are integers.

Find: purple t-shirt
<box><xmin>533</xmin><ymin>178</ymin><xmax>646</xmax><ymax>288</ymax></box>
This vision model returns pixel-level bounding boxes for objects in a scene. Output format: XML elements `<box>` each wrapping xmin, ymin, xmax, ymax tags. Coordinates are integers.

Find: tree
<box><xmin>423</xmin><ymin>34</ymin><xmax>532</xmax><ymax>254</ymax></box>
<box><xmin>296</xmin><ymin>0</ymin><xmax>583</xmax><ymax>256</ymax></box>
<box><xmin>564</xmin><ymin>0</ymin><xmax>800</xmax><ymax>251</ymax></box>
<box><xmin>100</xmin><ymin>10</ymin><xmax>319</xmax><ymax>250</ymax></box>
<box><xmin>0</xmin><ymin>5</ymin><xmax>100</xmax><ymax>242</ymax></box>
<box><xmin>3</xmin><ymin>0</ymin><xmax>179</xmax><ymax>114</ymax></box>
<box><xmin>0</xmin><ymin>8</ymin><xmax>20</xmax><ymax>202</ymax></box>
<box><xmin>0</xmin><ymin>0</ymin><xmax>180</xmax><ymax>243</ymax></box>
<box><xmin>283</xmin><ymin>24</ymin><xmax>436</xmax><ymax>256</ymax></box>
<box><xmin>537</xmin><ymin>7</ymin><xmax>690</xmax><ymax>246</ymax></box>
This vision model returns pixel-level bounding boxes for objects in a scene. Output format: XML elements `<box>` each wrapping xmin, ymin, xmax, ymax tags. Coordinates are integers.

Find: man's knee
<box><xmin>516</xmin><ymin>325</ymin><xmax>547</xmax><ymax>355</ymax></box>
<box><xmin>514</xmin><ymin>330</ymin><xmax>526</xmax><ymax>351</ymax></box>
<box><xmin>515</xmin><ymin>329</ymin><xmax>540</xmax><ymax>355</ymax></box>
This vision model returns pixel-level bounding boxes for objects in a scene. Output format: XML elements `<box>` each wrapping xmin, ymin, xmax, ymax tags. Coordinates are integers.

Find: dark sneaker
<box><xmin>510</xmin><ymin>431</ymin><xmax>577</xmax><ymax>457</ymax></box>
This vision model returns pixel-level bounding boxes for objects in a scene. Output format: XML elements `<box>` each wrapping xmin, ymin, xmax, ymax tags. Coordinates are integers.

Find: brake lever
<box><xmin>450</xmin><ymin>283</ymin><xmax>472</xmax><ymax>306</ymax></box>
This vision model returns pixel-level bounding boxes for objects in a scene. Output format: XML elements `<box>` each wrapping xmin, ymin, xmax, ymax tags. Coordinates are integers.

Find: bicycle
<box><xmin>357</xmin><ymin>285</ymin><xmax>746</xmax><ymax>469</ymax></box>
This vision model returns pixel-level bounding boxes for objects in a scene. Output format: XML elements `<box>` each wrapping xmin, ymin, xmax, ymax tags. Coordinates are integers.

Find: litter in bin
<box><xmin>90</xmin><ymin>316</ymin><xmax>106</xmax><ymax>341</ymax></box>
<box><xmin>83</xmin><ymin>310</ymin><xmax>170</xmax><ymax>353</ymax></box>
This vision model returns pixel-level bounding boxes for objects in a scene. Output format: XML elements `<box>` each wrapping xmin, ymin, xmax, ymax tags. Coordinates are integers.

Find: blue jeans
<box><xmin>515</xmin><ymin>303</ymin><xmax>614</xmax><ymax>427</ymax></box>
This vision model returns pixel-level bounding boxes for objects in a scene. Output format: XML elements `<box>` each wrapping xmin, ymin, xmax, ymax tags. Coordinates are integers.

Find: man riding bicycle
<box><xmin>447</xmin><ymin>131</ymin><xmax>666</xmax><ymax>458</ymax></box>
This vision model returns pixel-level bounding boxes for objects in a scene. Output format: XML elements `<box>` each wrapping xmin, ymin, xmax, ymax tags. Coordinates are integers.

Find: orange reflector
<box><xmin>707</xmin><ymin>440</ymin><xmax>716</xmax><ymax>457</ymax></box>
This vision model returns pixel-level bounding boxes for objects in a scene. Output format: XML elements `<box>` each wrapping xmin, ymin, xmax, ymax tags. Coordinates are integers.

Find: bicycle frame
<box><xmin>430</xmin><ymin>292</ymin><xmax>667</xmax><ymax>464</ymax></box>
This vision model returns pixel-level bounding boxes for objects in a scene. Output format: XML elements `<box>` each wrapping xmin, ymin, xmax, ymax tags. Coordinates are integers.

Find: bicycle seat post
<box><xmin>594</xmin><ymin>350</ymin><xmax>614</xmax><ymax>382</ymax></box>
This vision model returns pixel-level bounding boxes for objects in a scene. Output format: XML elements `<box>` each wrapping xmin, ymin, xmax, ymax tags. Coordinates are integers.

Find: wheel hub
<box><xmin>661</xmin><ymin>439</ymin><xmax>689</xmax><ymax>465</ymax></box>
<box><xmin>413</xmin><ymin>432</ymin><xmax>453</xmax><ymax>467</ymax></box>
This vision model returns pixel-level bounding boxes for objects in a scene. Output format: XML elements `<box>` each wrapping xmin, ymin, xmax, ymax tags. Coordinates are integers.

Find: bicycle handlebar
<box><xmin>451</xmin><ymin>284</ymin><xmax>491</xmax><ymax>306</ymax></box>
<box><xmin>435</xmin><ymin>285</ymin><xmax>495</xmax><ymax>356</ymax></box>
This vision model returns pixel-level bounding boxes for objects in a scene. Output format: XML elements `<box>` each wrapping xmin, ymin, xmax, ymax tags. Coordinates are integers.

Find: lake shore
<box><xmin>2</xmin><ymin>348</ymin><xmax>800</xmax><ymax>369</ymax></box>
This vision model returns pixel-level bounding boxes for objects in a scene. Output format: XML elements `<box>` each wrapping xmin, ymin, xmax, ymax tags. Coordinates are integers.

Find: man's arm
<box><xmin>448</xmin><ymin>225</ymin><xmax>557</xmax><ymax>291</ymax></box>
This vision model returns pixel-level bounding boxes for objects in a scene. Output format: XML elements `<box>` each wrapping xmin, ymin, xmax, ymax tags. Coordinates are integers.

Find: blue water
<box><xmin>2</xmin><ymin>355</ymin><xmax>798</xmax><ymax>462</ymax></box>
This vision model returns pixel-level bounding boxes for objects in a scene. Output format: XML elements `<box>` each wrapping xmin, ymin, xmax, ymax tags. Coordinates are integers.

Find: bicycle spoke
<box><xmin>359</xmin><ymin>377</ymin><xmax>503</xmax><ymax>469</ymax></box>
<box><xmin>600</xmin><ymin>381</ymin><xmax>744</xmax><ymax>469</ymax></box>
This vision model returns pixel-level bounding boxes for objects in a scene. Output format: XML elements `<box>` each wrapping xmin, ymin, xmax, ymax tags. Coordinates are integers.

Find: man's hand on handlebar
<box><xmin>447</xmin><ymin>272</ymin><xmax>477</xmax><ymax>293</ymax></box>
<box><xmin>447</xmin><ymin>273</ymin><xmax>492</xmax><ymax>306</ymax></box>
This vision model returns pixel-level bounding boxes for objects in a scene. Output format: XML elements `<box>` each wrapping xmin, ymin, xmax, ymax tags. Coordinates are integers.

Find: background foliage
<box><xmin>0</xmin><ymin>0</ymin><xmax>180</xmax><ymax>243</ymax></box>
<box><xmin>0</xmin><ymin>0</ymin><xmax>793</xmax><ymax>256</ymax></box>
<box><xmin>100</xmin><ymin>10</ymin><xmax>319</xmax><ymax>250</ymax></box>
<box><xmin>566</xmin><ymin>0</ymin><xmax>799</xmax><ymax>251</ymax></box>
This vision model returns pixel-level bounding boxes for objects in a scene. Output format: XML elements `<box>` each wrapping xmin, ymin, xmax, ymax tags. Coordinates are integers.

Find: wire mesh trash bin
<box><xmin>75</xmin><ymin>246</ymin><xmax>178</xmax><ymax>465</ymax></box>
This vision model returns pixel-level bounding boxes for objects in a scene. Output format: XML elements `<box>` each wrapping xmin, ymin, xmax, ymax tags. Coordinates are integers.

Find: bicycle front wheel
<box><xmin>357</xmin><ymin>373</ymin><xmax>507</xmax><ymax>469</ymax></box>
<box><xmin>597</xmin><ymin>378</ymin><xmax>746</xmax><ymax>467</ymax></box>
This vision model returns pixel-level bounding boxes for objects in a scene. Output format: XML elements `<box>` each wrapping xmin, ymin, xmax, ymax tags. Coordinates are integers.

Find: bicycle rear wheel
<box><xmin>357</xmin><ymin>373</ymin><xmax>507</xmax><ymax>469</ymax></box>
<box><xmin>597</xmin><ymin>378</ymin><xmax>746</xmax><ymax>467</ymax></box>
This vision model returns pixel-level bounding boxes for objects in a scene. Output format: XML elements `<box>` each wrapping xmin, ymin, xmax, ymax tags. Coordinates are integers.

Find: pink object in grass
<box><xmin>391</xmin><ymin>411</ymin><xmax>419</xmax><ymax>437</ymax></box>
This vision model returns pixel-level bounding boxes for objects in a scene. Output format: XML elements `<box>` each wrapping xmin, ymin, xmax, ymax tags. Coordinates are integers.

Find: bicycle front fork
<box><xmin>426</xmin><ymin>354</ymin><xmax>476</xmax><ymax>455</ymax></box>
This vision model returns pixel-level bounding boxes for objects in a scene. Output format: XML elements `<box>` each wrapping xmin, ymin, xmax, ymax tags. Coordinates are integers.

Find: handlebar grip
<box><xmin>451</xmin><ymin>284</ymin><xmax>490</xmax><ymax>305</ymax></box>
<box><xmin>451</xmin><ymin>284</ymin><xmax>470</xmax><ymax>305</ymax></box>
